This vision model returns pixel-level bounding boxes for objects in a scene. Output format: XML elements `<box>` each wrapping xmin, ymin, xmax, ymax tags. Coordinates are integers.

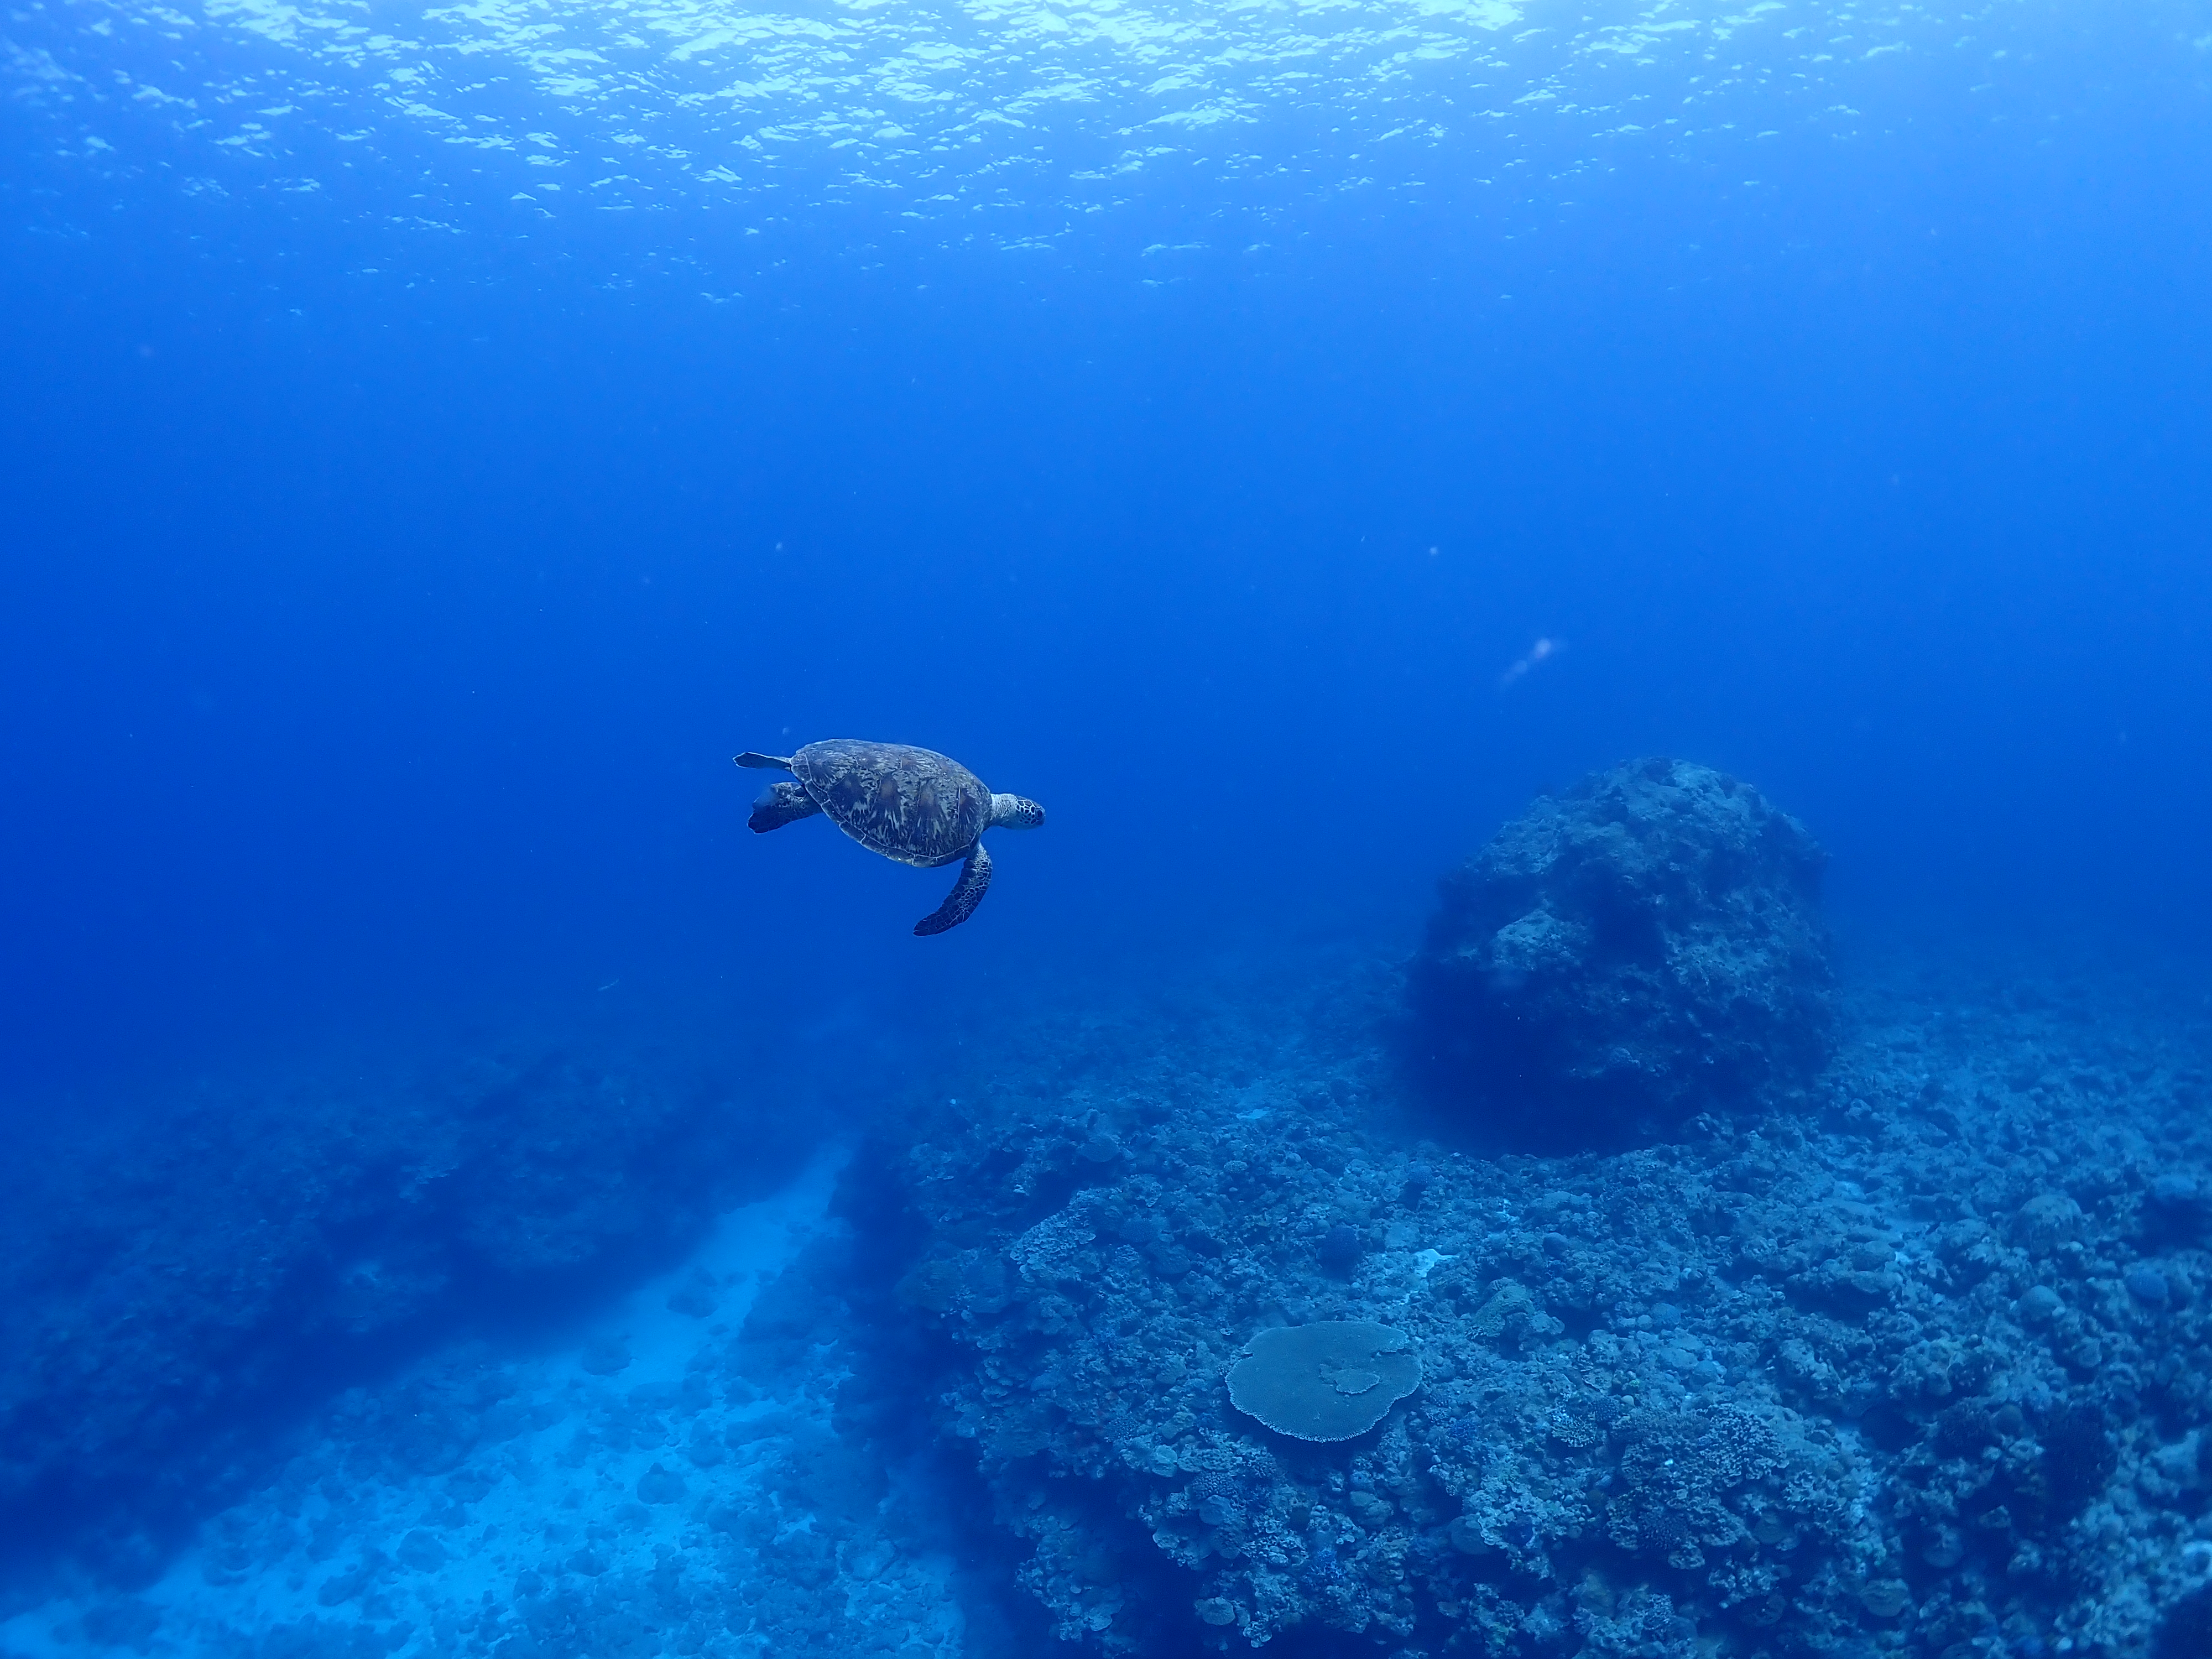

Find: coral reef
<box><xmin>18</xmin><ymin>939</ymin><xmax>2212</xmax><ymax>1659</ymax></box>
<box><xmin>0</xmin><ymin>1041</ymin><xmax>809</xmax><ymax>1573</ymax></box>
<box><xmin>1408</xmin><ymin>758</ymin><xmax>1833</xmax><ymax>1148</ymax></box>
<box><xmin>868</xmin><ymin>948</ymin><xmax>2212</xmax><ymax>1658</ymax></box>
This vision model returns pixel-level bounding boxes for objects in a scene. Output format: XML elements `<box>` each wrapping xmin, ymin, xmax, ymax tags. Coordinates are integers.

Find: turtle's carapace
<box><xmin>736</xmin><ymin>742</ymin><xmax>1045</xmax><ymax>935</ymax></box>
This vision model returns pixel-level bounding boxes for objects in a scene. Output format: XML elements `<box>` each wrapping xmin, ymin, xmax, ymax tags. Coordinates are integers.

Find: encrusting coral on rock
<box><xmin>858</xmin><ymin>941</ymin><xmax>2212</xmax><ymax>1659</ymax></box>
<box><xmin>1409</xmin><ymin>757</ymin><xmax>1833</xmax><ymax>1149</ymax></box>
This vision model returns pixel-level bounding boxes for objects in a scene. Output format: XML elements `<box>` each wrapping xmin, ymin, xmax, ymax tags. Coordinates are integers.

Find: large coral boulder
<box><xmin>1409</xmin><ymin>758</ymin><xmax>1832</xmax><ymax>1147</ymax></box>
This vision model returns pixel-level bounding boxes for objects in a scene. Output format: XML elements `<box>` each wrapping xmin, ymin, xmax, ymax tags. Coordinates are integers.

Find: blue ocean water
<box><xmin>4</xmin><ymin>0</ymin><xmax>2212</xmax><ymax>1652</ymax></box>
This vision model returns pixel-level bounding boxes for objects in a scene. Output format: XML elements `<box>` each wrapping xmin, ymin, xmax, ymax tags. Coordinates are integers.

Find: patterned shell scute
<box><xmin>794</xmin><ymin>740</ymin><xmax>990</xmax><ymax>868</ymax></box>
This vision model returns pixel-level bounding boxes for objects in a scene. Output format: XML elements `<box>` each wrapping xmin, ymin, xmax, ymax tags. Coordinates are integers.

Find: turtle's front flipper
<box><xmin>734</xmin><ymin>752</ymin><xmax>795</xmax><ymax>770</ymax></box>
<box><xmin>750</xmin><ymin>781</ymin><xmax>822</xmax><ymax>832</ymax></box>
<box><xmin>915</xmin><ymin>841</ymin><xmax>992</xmax><ymax>936</ymax></box>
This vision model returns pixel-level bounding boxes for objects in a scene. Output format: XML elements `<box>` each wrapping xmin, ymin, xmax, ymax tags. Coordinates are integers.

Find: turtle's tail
<box><xmin>734</xmin><ymin>751</ymin><xmax>794</xmax><ymax>770</ymax></box>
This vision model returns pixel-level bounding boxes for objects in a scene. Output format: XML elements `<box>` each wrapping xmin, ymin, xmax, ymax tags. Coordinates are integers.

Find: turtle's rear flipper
<box><xmin>734</xmin><ymin>751</ymin><xmax>794</xmax><ymax>770</ymax></box>
<box><xmin>750</xmin><ymin>781</ymin><xmax>822</xmax><ymax>833</ymax></box>
<box><xmin>915</xmin><ymin>841</ymin><xmax>992</xmax><ymax>936</ymax></box>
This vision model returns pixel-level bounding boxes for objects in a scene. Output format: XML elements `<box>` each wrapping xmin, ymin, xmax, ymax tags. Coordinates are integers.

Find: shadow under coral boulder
<box><xmin>1408</xmin><ymin>757</ymin><xmax>1833</xmax><ymax>1149</ymax></box>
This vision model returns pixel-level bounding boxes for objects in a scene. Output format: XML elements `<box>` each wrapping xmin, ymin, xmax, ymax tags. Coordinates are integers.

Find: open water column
<box><xmin>4</xmin><ymin>0</ymin><xmax>2212</xmax><ymax>1652</ymax></box>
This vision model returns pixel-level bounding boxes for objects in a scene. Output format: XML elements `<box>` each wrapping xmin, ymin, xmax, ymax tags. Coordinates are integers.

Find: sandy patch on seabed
<box><xmin>3</xmin><ymin>1145</ymin><xmax>965</xmax><ymax>1659</ymax></box>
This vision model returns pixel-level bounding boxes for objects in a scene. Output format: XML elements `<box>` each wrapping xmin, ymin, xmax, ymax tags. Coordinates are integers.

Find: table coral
<box><xmin>1225</xmin><ymin>1322</ymin><xmax>1421</xmax><ymax>1442</ymax></box>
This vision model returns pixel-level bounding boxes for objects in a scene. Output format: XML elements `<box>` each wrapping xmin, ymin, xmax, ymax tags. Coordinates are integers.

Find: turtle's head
<box><xmin>990</xmin><ymin>793</ymin><xmax>1045</xmax><ymax>831</ymax></box>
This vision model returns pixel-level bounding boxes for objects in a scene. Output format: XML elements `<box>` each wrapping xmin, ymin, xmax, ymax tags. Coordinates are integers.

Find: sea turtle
<box><xmin>735</xmin><ymin>740</ymin><xmax>1045</xmax><ymax>936</ymax></box>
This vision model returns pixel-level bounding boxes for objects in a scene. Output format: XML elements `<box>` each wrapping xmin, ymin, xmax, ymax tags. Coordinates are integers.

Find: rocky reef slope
<box><xmin>0</xmin><ymin>1041</ymin><xmax>810</xmax><ymax>1575</ymax></box>
<box><xmin>0</xmin><ymin>1155</ymin><xmax>991</xmax><ymax>1659</ymax></box>
<box><xmin>866</xmin><ymin>949</ymin><xmax>2212</xmax><ymax>1659</ymax></box>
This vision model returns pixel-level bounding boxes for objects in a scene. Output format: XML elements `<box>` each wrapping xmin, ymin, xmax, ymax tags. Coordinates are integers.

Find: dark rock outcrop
<box><xmin>1409</xmin><ymin>757</ymin><xmax>1832</xmax><ymax>1148</ymax></box>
